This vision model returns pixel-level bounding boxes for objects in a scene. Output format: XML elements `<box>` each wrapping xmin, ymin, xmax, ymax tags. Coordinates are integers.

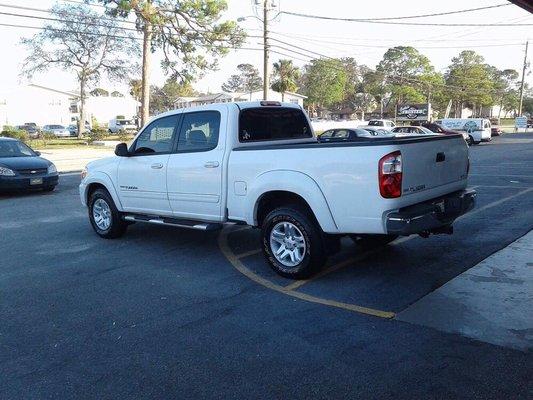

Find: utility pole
<box><xmin>518</xmin><ymin>40</ymin><xmax>529</xmax><ymax>116</ymax></box>
<box><xmin>262</xmin><ymin>0</ymin><xmax>269</xmax><ymax>100</ymax></box>
<box><xmin>141</xmin><ymin>19</ymin><xmax>152</xmax><ymax>128</ymax></box>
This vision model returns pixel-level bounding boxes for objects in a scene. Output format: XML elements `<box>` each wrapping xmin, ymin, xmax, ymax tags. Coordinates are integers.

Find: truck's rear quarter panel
<box><xmin>227</xmin><ymin>135</ymin><xmax>469</xmax><ymax>234</ymax></box>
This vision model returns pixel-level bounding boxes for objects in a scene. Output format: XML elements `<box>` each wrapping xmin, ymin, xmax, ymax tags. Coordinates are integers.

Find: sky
<box><xmin>0</xmin><ymin>0</ymin><xmax>531</xmax><ymax>95</ymax></box>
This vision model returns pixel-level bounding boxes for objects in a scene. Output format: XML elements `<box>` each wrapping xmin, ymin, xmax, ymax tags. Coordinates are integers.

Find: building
<box><xmin>175</xmin><ymin>89</ymin><xmax>306</xmax><ymax>109</ymax></box>
<box><xmin>0</xmin><ymin>84</ymin><xmax>139</xmax><ymax>129</ymax></box>
<box><xmin>0</xmin><ymin>84</ymin><xmax>76</xmax><ymax>128</ymax></box>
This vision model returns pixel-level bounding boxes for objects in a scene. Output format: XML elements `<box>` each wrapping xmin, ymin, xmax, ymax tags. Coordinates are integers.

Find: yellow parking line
<box><xmin>235</xmin><ymin>248</ymin><xmax>262</xmax><ymax>259</ymax></box>
<box><xmin>217</xmin><ymin>187</ymin><xmax>533</xmax><ymax>319</ymax></box>
<box><xmin>218</xmin><ymin>228</ymin><xmax>395</xmax><ymax>319</ymax></box>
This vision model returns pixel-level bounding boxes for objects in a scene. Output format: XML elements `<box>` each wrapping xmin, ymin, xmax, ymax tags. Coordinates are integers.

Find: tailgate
<box><xmin>400</xmin><ymin>135</ymin><xmax>468</xmax><ymax>195</ymax></box>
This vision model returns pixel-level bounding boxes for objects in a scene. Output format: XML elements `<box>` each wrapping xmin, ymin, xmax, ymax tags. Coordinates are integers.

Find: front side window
<box><xmin>239</xmin><ymin>107</ymin><xmax>312</xmax><ymax>142</ymax></box>
<box><xmin>177</xmin><ymin>111</ymin><xmax>220</xmax><ymax>152</ymax></box>
<box><xmin>132</xmin><ymin>115</ymin><xmax>179</xmax><ymax>154</ymax></box>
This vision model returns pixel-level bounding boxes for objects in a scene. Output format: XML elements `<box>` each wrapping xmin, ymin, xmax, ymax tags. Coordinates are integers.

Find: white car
<box><xmin>80</xmin><ymin>102</ymin><xmax>475</xmax><ymax>279</ymax></box>
<box><xmin>42</xmin><ymin>124</ymin><xmax>71</xmax><ymax>137</ymax></box>
<box><xmin>108</xmin><ymin>118</ymin><xmax>137</xmax><ymax>134</ymax></box>
<box><xmin>391</xmin><ymin>126</ymin><xmax>440</xmax><ymax>136</ymax></box>
<box><xmin>435</xmin><ymin>118</ymin><xmax>492</xmax><ymax>145</ymax></box>
<box><xmin>365</xmin><ymin>119</ymin><xmax>396</xmax><ymax>130</ymax></box>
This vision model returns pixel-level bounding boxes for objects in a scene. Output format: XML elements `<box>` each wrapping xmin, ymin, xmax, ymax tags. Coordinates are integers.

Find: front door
<box><xmin>117</xmin><ymin>114</ymin><xmax>180</xmax><ymax>215</ymax></box>
<box><xmin>166</xmin><ymin>109</ymin><xmax>225</xmax><ymax>221</ymax></box>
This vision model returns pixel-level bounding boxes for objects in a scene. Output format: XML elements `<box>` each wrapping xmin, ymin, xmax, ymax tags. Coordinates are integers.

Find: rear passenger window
<box><xmin>177</xmin><ymin>111</ymin><xmax>220</xmax><ymax>152</ymax></box>
<box><xmin>239</xmin><ymin>107</ymin><xmax>312</xmax><ymax>142</ymax></box>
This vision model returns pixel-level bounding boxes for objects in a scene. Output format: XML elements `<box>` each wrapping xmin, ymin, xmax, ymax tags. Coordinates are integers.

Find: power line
<box><xmin>0</xmin><ymin>10</ymin><xmax>139</xmax><ymax>32</ymax></box>
<box><xmin>301</xmin><ymin>3</ymin><xmax>512</xmax><ymax>21</ymax></box>
<box><xmin>0</xmin><ymin>2</ymin><xmax>137</xmax><ymax>25</ymax></box>
<box><xmin>280</xmin><ymin>11</ymin><xmax>533</xmax><ymax>26</ymax></box>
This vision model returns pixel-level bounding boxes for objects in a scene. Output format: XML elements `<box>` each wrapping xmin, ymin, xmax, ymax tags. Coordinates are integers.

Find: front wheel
<box><xmin>261</xmin><ymin>206</ymin><xmax>327</xmax><ymax>279</ymax></box>
<box><xmin>88</xmin><ymin>188</ymin><xmax>127</xmax><ymax>239</ymax></box>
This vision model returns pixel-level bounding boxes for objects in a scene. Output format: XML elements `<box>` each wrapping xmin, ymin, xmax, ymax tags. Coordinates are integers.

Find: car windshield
<box><xmin>118</xmin><ymin>120</ymin><xmax>133</xmax><ymax>125</ymax></box>
<box><xmin>50</xmin><ymin>125</ymin><xmax>65</xmax><ymax>129</ymax></box>
<box><xmin>367</xmin><ymin>120</ymin><xmax>383</xmax><ymax>126</ymax></box>
<box><xmin>0</xmin><ymin>140</ymin><xmax>37</xmax><ymax>157</ymax></box>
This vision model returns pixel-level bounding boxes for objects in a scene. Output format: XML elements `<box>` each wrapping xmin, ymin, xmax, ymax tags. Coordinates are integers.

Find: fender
<box><xmin>81</xmin><ymin>171</ymin><xmax>123</xmax><ymax>211</ymax></box>
<box><xmin>246</xmin><ymin>170</ymin><xmax>338</xmax><ymax>233</ymax></box>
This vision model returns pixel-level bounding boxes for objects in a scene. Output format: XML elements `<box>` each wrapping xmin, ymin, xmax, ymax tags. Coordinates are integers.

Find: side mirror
<box><xmin>115</xmin><ymin>143</ymin><xmax>129</xmax><ymax>157</ymax></box>
<box><xmin>34</xmin><ymin>151</ymin><xmax>41</xmax><ymax>156</ymax></box>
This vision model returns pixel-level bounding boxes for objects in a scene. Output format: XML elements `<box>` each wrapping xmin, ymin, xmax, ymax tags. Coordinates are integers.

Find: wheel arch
<box><xmin>248</xmin><ymin>170</ymin><xmax>338</xmax><ymax>233</ymax></box>
<box><xmin>82</xmin><ymin>172</ymin><xmax>123</xmax><ymax>211</ymax></box>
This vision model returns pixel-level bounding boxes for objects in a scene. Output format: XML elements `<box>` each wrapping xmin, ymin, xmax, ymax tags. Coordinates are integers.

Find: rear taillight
<box><xmin>379</xmin><ymin>151</ymin><xmax>402</xmax><ymax>198</ymax></box>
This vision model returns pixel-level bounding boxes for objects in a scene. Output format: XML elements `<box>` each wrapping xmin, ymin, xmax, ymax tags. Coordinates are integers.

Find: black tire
<box><xmin>350</xmin><ymin>234</ymin><xmax>399</xmax><ymax>247</ymax></box>
<box><xmin>467</xmin><ymin>136</ymin><xmax>474</xmax><ymax>146</ymax></box>
<box><xmin>43</xmin><ymin>185</ymin><xmax>55</xmax><ymax>192</ymax></box>
<box><xmin>88</xmin><ymin>188</ymin><xmax>127</xmax><ymax>239</ymax></box>
<box><xmin>261</xmin><ymin>206</ymin><xmax>327</xmax><ymax>279</ymax></box>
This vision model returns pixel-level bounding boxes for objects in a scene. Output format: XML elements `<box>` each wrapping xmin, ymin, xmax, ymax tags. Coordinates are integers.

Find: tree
<box><xmin>150</xmin><ymin>78</ymin><xmax>196</xmax><ymax>114</ymax></box>
<box><xmin>129</xmin><ymin>79</ymin><xmax>143</xmax><ymax>102</ymax></box>
<box><xmin>489</xmin><ymin>67</ymin><xmax>520</xmax><ymax>118</ymax></box>
<box><xmin>445</xmin><ymin>51</ymin><xmax>494</xmax><ymax>117</ymax></box>
<box><xmin>271</xmin><ymin>59</ymin><xmax>300</xmax><ymax>101</ymax></box>
<box><xmin>98</xmin><ymin>0</ymin><xmax>245</xmax><ymax>127</ymax></box>
<box><xmin>301</xmin><ymin>59</ymin><xmax>347</xmax><ymax>115</ymax></box>
<box><xmin>21</xmin><ymin>3</ymin><xmax>138</xmax><ymax>137</ymax></box>
<box><xmin>221</xmin><ymin>64</ymin><xmax>262</xmax><ymax>98</ymax></box>
<box><xmin>376</xmin><ymin>46</ymin><xmax>441</xmax><ymax>112</ymax></box>
<box><xmin>90</xmin><ymin>88</ymin><xmax>109</xmax><ymax>97</ymax></box>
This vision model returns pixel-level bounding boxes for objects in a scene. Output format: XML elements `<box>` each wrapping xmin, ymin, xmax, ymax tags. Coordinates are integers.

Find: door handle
<box><xmin>436</xmin><ymin>152</ymin><xmax>445</xmax><ymax>162</ymax></box>
<box><xmin>151</xmin><ymin>163</ymin><xmax>164</xmax><ymax>169</ymax></box>
<box><xmin>204</xmin><ymin>161</ymin><xmax>219</xmax><ymax>168</ymax></box>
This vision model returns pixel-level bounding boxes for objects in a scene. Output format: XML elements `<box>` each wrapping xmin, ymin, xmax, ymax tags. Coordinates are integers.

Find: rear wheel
<box><xmin>467</xmin><ymin>136</ymin><xmax>474</xmax><ymax>146</ymax></box>
<box><xmin>261</xmin><ymin>206</ymin><xmax>327</xmax><ymax>279</ymax></box>
<box><xmin>88</xmin><ymin>188</ymin><xmax>127</xmax><ymax>238</ymax></box>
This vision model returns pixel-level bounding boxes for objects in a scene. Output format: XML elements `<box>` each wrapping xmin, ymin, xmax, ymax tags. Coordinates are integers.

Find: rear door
<box><xmin>117</xmin><ymin>114</ymin><xmax>180</xmax><ymax>215</ymax></box>
<box><xmin>166</xmin><ymin>109</ymin><xmax>226</xmax><ymax>221</ymax></box>
<box><xmin>399</xmin><ymin>136</ymin><xmax>468</xmax><ymax>196</ymax></box>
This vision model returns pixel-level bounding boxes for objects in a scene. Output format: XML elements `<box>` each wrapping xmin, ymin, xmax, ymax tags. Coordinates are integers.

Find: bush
<box><xmin>1</xmin><ymin>127</ymin><xmax>29</xmax><ymax>142</ymax></box>
<box><xmin>87</xmin><ymin>128</ymin><xmax>108</xmax><ymax>143</ymax></box>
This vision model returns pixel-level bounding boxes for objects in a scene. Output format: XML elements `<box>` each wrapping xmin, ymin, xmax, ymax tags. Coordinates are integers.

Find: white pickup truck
<box><xmin>80</xmin><ymin>101</ymin><xmax>475</xmax><ymax>279</ymax></box>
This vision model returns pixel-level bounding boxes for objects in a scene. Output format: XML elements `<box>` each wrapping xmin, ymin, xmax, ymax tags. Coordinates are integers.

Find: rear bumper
<box><xmin>0</xmin><ymin>174</ymin><xmax>59</xmax><ymax>190</ymax></box>
<box><xmin>386</xmin><ymin>189</ymin><xmax>476</xmax><ymax>236</ymax></box>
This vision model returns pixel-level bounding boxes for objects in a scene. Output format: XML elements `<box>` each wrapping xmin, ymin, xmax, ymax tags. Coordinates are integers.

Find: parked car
<box><xmin>418</xmin><ymin>122</ymin><xmax>470</xmax><ymax>144</ymax></box>
<box><xmin>319</xmin><ymin>128</ymin><xmax>378</xmax><ymax>141</ymax></box>
<box><xmin>491</xmin><ymin>126</ymin><xmax>503</xmax><ymax>136</ymax></box>
<box><xmin>17</xmin><ymin>123</ymin><xmax>40</xmax><ymax>139</ymax></box>
<box><xmin>42</xmin><ymin>124</ymin><xmax>71</xmax><ymax>138</ymax></box>
<box><xmin>80</xmin><ymin>101</ymin><xmax>475</xmax><ymax>279</ymax></box>
<box><xmin>391</xmin><ymin>126</ymin><xmax>438</xmax><ymax>136</ymax></box>
<box><xmin>108</xmin><ymin>118</ymin><xmax>137</xmax><ymax>134</ymax></box>
<box><xmin>67</xmin><ymin>122</ymin><xmax>91</xmax><ymax>136</ymax></box>
<box><xmin>0</xmin><ymin>136</ymin><xmax>58</xmax><ymax>192</ymax></box>
<box><xmin>366</xmin><ymin>119</ymin><xmax>396</xmax><ymax>130</ymax></box>
<box><xmin>435</xmin><ymin>118</ymin><xmax>492</xmax><ymax>145</ymax></box>
<box><xmin>358</xmin><ymin>126</ymin><xmax>392</xmax><ymax>136</ymax></box>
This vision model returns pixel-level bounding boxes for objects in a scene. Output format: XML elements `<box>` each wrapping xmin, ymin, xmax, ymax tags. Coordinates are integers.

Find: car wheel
<box><xmin>88</xmin><ymin>188</ymin><xmax>127</xmax><ymax>239</ymax></box>
<box><xmin>350</xmin><ymin>234</ymin><xmax>398</xmax><ymax>247</ymax></box>
<box><xmin>467</xmin><ymin>136</ymin><xmax>474</xmax><ymax>146</ymax></box>
<box><xmin>261</xmin><ymin>206</ymin><xmax>327</xmax><ymax>279</ymax></box>
<box><xmin>43</xmin><ymin>185</ymin><xmax>55</xmax><ymax>192</ymax></box>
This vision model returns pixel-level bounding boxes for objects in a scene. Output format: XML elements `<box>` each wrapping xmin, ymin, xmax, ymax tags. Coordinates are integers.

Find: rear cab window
<box><xmin>239</xmin><ymin>107</ymin><xmax>312</xmax><ymax>142</ymax></box>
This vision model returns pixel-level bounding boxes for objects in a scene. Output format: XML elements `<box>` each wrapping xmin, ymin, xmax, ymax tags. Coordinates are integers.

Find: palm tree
<box><xmin>271</xmin><ymin>59</ymin><xmax>300</xmax><ymax>101</ymax></box>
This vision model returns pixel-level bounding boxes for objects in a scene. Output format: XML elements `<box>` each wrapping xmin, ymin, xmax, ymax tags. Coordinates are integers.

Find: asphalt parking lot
<box><xmin>1</xmin><ymin>133</ymin><xmax>532</xmax><ymax>399</ymax></box>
